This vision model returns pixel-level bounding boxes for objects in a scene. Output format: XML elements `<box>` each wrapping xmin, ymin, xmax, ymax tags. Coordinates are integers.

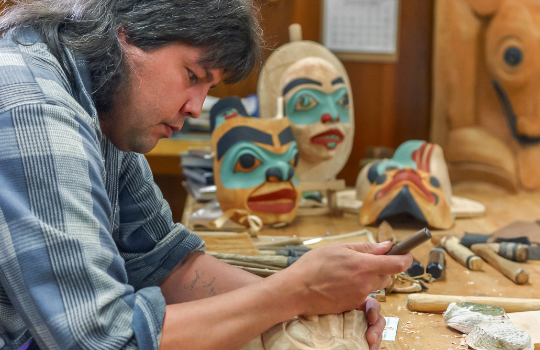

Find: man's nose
<box><xmin>181</xmin><ymin>88</ymin><xmax>207</xmax><ymax>118</ymax></box>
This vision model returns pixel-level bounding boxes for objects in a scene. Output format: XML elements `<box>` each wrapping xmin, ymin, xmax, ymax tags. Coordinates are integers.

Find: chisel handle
<box><xmin>441</xmin><ymin>236</ymin><xmax>483</xmax><ymax>270</ymax></box>
<box><xmin>471</xmin><ymin>243</ymin><xmax>529</xmax><ymax>285</ymax></box>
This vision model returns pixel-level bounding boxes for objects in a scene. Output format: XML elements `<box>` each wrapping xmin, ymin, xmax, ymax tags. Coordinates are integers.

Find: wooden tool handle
<box><xmin>441</xmin><ymin>236</ymin><xmax>483</xmax><ymax>270</ymax></box>
<box><xmin>406</xmin><ymin>294</ymin><xmax>540</xmax><ymax>313</ymax></box>
<box><xmin>489</xmin><ymin>242</ymin><xmax>529</xmax><ymax>262</ymax></box>
<box><xmin>471</xmin><ymin>243</ymin><xmax>529</xmax><ymax>285</ymax></box>
<box><xmin>254</xmin><ymin>237</ymin><xmax>304</xmax><ymax>248</ymax></box>
<box><xmin>207</xmin><ymin>251</ymin><xmax>289</xmax><ymax>268</ymax></box>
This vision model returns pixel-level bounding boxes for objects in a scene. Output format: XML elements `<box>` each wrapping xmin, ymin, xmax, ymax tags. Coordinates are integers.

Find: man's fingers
<box><xmin>367</xmin><ymin>314</ymin><xmax>386</xmax><ymax>350</ymax></box>
<box><xmin>364</xmin><ymin>297</ymin><xmax>381</xmax><ymax>324</ymax></box>
<box><xmin>344</xmin><ymin>241</ymin><xmax>393</xmax><ymax>255</ymax></box>
<box><xmin>365</xmin><ymin>252</ymin><xmax>413</xmax><ymax>275</ymax></box>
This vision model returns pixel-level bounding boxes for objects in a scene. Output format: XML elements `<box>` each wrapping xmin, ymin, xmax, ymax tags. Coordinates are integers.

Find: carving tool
<box><xmin>471</xmin><ymin>243</ymin><xmax>529</xmax><ymax>285</ymax></box>
<box><xmin>406</xmin><ymin>294</ymin><xmax>540</xmax><ymax>313</ymax></box>
<box><xmin>406</xmin><ymin>257</ymin><xmax>425</xmax><ymax>277</ymax></box>
<box><xmin>426</xmin><ymin>247</ymin><xmax>445</xmax><ymax>279</ymax></box>
<box><xmin>207</xmin><ymin>251</ymin><xmax>299</xmax><ymax>268</ymax></box>
<box><xmin>488</xmin><ymin>242</ymin><xmax>529</xmax><ymax>262</ymax></box>
<box><xmin>385</xmin><ymin>227</ymin><xmax>432</xmax><ymax>255</ymax></box>
<box><xmin>440</xmin><ymin>236</ymin><xmax>483</xmax><ymax>270</ymax></box>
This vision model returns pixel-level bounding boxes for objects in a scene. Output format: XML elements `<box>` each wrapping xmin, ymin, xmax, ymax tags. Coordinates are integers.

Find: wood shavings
<box><xmin>428</xmin><ymin>314</ymin><xmax>435</xmax><ymax>317</ymax></box>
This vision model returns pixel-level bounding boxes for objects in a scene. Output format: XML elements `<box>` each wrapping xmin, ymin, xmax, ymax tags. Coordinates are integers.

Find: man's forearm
<box><xmin>159</xmin><ymin>251</ymin><xmax>263</xmax><ymax>304</ymax></box>
<box><xmin>159</xmin><ymin>253</ymin><xmax>302</xmax><ymax>350</ymax></box>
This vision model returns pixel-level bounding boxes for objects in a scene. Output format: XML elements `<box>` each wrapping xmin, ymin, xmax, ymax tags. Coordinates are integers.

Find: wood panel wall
<box><xmin>213</xmin><ymin>0</ymin><xmax>434</xmax><ymax>186</ymax></box>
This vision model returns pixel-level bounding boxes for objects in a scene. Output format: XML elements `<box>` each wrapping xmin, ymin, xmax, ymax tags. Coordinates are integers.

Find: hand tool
<box><xmin>426</xmin><ymin>247</ymin><xmax>445</xmax><ymax>279</ymax></box>
<box><xmin>406</xmin><ymin>294</ymin><xmax>540</xmax><ymax>313</ymax></box>
<box><xmin>406</xmin><ymin>257</ymin><xmax>425</xmax><ymax>277</ymax></box>
<box><xmin>385</xmin><ymin>227</ymin><xmax>432</xmax><ymax>255</ymax></box>
<box><xmin>488</xmin><ymin>242</ymin><xmax>529</xmax><ymax>262</ymax></box>
<box><xmin>471</xmin><ymin>243</ymin><xmax>529</xmax><ymax>285</ymax></box>
<box><xmin>440</xmin><ymin>236</ymin><xmax>483</xmax><ymax>270</ymax></box>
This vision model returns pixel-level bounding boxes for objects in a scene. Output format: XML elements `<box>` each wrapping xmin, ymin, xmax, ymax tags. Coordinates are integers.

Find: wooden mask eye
<box><xmin>234</xmin><ymin>153</ymin><xmax>262</xmax><ymax>172</ymax></box>
<box><xmin>294</xmin><ymin>93</ymin><xmax>318</xmax><ymax>111</ymax></box>
<box><xmin>337</xmin><ymin>92</ymin><xmax>349</xmax><ymax>109</ymax></box>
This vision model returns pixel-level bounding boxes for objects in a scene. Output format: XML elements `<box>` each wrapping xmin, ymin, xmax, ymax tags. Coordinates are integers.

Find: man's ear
<box><xmin>466</xmin><ymin>0</ymin><xmax>503</xmax><ymax>17</ymax></box>
<box><xmin>118</xmin><ymin>27</ymin><xmax>130</xmax><ymax>45</ymax></box>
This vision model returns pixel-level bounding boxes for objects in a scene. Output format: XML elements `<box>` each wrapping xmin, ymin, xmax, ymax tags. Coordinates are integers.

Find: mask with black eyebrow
<box><xmin>278</xmin><ymin>56</ymin><xmax>354</xmax><ymax>181</ymax></box>
<box><xmin>210</xmin><ymin>99</ymin><xmax>302</xmax><ymax>225</ymax></box>
<box><xmin>355</xmin><ymin>140</ymin><xmax>454</xmax><ymax>229</ymax></box>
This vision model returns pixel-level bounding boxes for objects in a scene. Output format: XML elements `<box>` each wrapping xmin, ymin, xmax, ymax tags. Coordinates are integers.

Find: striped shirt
<box><xmin>0</xmin><ymin>28</ymin><xmax>205</xmax><ymax>349</ymax></box>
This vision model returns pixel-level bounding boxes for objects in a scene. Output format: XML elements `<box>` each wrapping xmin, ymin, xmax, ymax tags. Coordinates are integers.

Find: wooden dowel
<box><xmin>441</xmin><ymin>236</ymin><xmax>483</xmax><ymax>270</ymax></box>
<box><xmin>218</xmin><ymin>259</ymin><xmax>282</xmax><ymax>271</ymax></box>
<box><xmin>234</xmin><ymin>266</ymin><xmax>278</xmax><ymax>277</ymax></box>
<box><xmin>406</xmin><ymin>294</ymin><xmax>540</xmax><ymax>313</ymax></box>
<box><xmin>207</xmin><ymin>251</ymin><xmax>289</xmax><ymax>268</ymax></box>
<box><xmin>471</xmin><ymin>243</ymin><xmax>529</xmax><ymax>285</ymax></box>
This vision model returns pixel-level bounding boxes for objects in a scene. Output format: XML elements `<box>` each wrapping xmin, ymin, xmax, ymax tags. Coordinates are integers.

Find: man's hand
<box><xmin>271</xmin><ymin>241</ymin><xmax>411</xmax><ymax>317</ymax></box>
<box><xmin>357</xmin><ymin>296</ymin><xmax>385</xmax><ymax>350</ymax></box>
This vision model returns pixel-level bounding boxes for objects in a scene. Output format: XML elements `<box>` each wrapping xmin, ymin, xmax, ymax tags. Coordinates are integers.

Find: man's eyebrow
<box><xmin>282</xmin><ymin>78</ymin><xmax>322</xmax><ymax>95</ymax></box>
<box><xmin>204</xmin><ymin>68</ymin><xmax>218</xmax><ymax>88</ymax></box>
<box><xmin>331</xmin><ymin>77</ymin><xmax>345</xmax><ymax>85</ymax></box>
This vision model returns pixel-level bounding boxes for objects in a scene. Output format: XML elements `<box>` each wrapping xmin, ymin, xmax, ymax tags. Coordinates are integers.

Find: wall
<box><xmin>212</xmin><ymin>0</ymin><xmax>435</xmax><ymax>186</ymax></box>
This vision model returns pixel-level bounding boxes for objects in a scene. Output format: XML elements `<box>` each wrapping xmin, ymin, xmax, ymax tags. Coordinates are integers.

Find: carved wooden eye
<box><xmin>337</xmin><ymin>92</ymin><xmax>349</xmax><ymax>109</ymax></box>
<box><xmin>294</xmin><ymin>94</ymin><xmax>318</xmax><ymax>111</ymax></box>
<box><xmin>234</xmin><ymin>153</ymin><xmax>262</xmax><ymax>172</ymax></box>
<box><xmin>504</xmin><ymin>46</ymin><xmax>522</xmax><ymax>67</ymax></box>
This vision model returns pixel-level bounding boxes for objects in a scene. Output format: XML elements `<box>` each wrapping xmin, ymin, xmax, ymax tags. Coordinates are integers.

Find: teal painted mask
<box><xmin>211</xmin><ymin>110</ymin><xmax>302</xmax><ymax>225</ymax></box>
<box><xmin>279</xmin><ymin>57</ymin><xmax>354</xmax><ymax>181</ymax></box>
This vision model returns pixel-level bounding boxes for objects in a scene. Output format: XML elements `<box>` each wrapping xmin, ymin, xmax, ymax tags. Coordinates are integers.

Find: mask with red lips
<box><xmin>355</xmin><ymin>140</ymin><xmax>454</xmax><ymax>229</ymax></box>
<box><xmin>279</xmin><ymin>57</ymin><xmax>354</xmax><ymax>181</ymax></box>
<box><xmin>211</xmin><ymin>98</ymin><xmax>302</xmax><ymax>225</ymax></box>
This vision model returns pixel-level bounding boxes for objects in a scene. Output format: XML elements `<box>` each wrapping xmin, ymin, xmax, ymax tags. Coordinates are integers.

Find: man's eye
<box><xmin>337</xmin><ymin>92</ymin><xmax>349</xmax><ymax>109</ymax></box>
<box><xmin>234</xmin><ymin>154</ymin><xmax>262</xmax><ymax>172</ymax></box>
<box><xmin>294</xmin><ymin>94</ymin><xmax>318</xmax><ymax>111</ymax></box>
<box><xmin>188</xmin><ymin>71</ymin><xmax>198</xmax><ymax>83</ymax></box>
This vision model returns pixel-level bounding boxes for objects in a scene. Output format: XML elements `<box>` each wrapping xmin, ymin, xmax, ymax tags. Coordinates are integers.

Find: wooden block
<box><xmin>507</xmin><ymin>311</ymin><xmax>540</xmax><ymax>346</ymax></box>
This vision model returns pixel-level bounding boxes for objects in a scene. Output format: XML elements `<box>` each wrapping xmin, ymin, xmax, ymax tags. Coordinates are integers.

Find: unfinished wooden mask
<box><xmin>356</xmin><ymin>141</ymin><xmax>454</xmax><ymax>229</ymax></box>
<box><xmin>242</xmin><ymin>310</ymin><xmax>369</xmax><ymax>350</ymax></box>
<box><xmin>258</xmin><ymin>26</ymin><xmax>354</xmax><ymax>181</ymax></box>
<box><xmin>211</xmin><ymin>98</ymin><xmax>302</xmax><ymax>225</ymax></box>
<box><xmin>432</xmin><ymin>0</ymin><xmax>540</xmax><ymax>191</ymax></box>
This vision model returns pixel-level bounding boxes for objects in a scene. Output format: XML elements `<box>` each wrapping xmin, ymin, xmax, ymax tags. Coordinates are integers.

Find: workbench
<box><xmin>182</xmin><ymin>181</ymin><xmax>540</xmax><ymax>350</ymax></box>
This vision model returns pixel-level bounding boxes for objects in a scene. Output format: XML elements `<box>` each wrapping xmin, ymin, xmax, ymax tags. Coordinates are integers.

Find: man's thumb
<box><xmin>346</xmin><ymin>241</ymin><xmax>393</xmax><ymax>255</ymax></box>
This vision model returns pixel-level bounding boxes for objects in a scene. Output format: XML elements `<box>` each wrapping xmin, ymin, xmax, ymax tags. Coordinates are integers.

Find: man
<box><xmin>0</xmin><ymin>1</ymin><xmax>412</xmax><ymax>349</ymax></box>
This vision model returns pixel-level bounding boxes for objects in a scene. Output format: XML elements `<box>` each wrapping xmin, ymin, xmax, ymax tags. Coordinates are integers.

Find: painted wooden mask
<box><xmin>257</xmin><ymin>31</ymin><xmax>355</xmax><ymax>182</ymax></box>
<box><xmin>279</xmin><ymin>57</ymin><xmax>354</xmax><ymax>181</ymax></box>
<box><xmin>211</xmin><ymin>98</ymin><xmax>302</xmax><ymax>225</ymax></box>
<box><xmin>355</xmin><ymin>141</ymin><xmax>454</xmax><ymax>229</ymax></box>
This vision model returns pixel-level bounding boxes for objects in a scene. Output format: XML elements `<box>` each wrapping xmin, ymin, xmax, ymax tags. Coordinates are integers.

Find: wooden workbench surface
<box><xmin>183</xmin><ymin>181</ymin><xmax>540</xmax><ymax>349</ymax></box>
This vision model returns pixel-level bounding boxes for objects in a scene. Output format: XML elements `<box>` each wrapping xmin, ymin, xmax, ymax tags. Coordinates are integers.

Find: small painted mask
<box><xmin>355</xmin><ymin>140</ymin><xmax>454</xmax><ymax>229</ymax></box>
<box><xmin>279</xmin><ymin>57</ymin><xmax>354</xmax><ymax>181</ymax></box>
<box><xmin>211</xmin><ymin>98</ymin><xmax>302</xmax><ymax>225</ymax></box>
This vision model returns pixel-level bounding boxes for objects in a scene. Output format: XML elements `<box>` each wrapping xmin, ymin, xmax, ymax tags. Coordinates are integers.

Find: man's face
<box><xmin>100</xmin><ymin>37</ymin><xmax>223</xmax><ymax>153</ymax></box>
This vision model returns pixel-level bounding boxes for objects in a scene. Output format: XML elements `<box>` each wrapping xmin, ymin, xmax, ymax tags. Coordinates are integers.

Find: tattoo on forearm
<box><xmin>209</xmin><ymin>287</ymin><xmax>216</xmax><ymax>296</ymax></box>
<box><xmin>184</xmin><ymin>270</ymin><xmax>200</xmax><ymax>290</ymax></box>
<box><xmin>202</xmin><ymin>277</ymin><xmax>216</xmax><ymax>288</ymax></box>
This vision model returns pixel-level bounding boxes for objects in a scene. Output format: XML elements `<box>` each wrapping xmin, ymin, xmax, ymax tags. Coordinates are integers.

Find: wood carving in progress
<box><xmin>431</xmin><ymin>0</ymin><xmax>540</xmax><ymax>191</ymax></box>
<box><xmin>241</xmin><ymin>310</ymin><xmax>369</xmax><ymax>350</ymax></box>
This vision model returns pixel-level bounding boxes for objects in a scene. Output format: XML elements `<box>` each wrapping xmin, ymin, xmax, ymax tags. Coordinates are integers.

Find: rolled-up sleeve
<box><xmin>0</xmin><ymin>101</ymin><xmax>199</xmax><ymax>349</ymax></box>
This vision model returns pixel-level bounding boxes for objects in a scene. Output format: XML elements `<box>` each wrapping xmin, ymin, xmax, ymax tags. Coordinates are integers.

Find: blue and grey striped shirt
<box><xmin>0</xmin><ymin>28</ymin><xmax>205</xmax><ymax>349</ymax></box>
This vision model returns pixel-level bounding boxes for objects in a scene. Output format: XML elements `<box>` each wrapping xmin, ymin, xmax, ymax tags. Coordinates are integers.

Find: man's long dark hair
<box><xmin>0</xmin><ymin>0</ymin><xmax>264</xmax><ymax>112</ymax></box>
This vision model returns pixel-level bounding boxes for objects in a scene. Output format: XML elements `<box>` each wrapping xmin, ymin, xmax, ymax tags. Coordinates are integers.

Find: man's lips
<box><xmin>310</xmin><ymin>128</ymin><xmax>344</xmax><ymax>149</ymax></box>
<box><xmin>376</xmin><ymin>169</ymin><xmax>436</xmax><ymax>203</ymax></box>
<box><xmin>247</xmin><ymin>189</ymin><xmax>297</xmax><ymax>213</ymax></box>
